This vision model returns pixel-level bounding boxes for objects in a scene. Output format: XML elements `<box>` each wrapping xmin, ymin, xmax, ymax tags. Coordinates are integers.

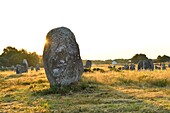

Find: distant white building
<box><xmin>112</xmin><ymin>60</ymin><xmax>117</xmax><ymax>65</ymax></box>
<box><xmin>128</xmin><ymin>60</ymin><xmax>132</xmax><ymax>63</ymax></box>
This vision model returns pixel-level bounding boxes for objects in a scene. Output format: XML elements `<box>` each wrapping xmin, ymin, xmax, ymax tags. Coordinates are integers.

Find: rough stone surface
<box><xmin>11</xmin><ymin>65</ymin><xmax>15</xmax><ymax>71</ymax></box>
<box><xmin>23</xmin><ymin>59</ymin><xmax>28</xmax><ymax>72</ymax></box>
<box><xmin>85</xmin><ymin>60</ymin><xmax>92</xmax><ymax>68</ymax></box>
<box><xmin>138</xmin><ymin>60</ymin><xmax>154</xmax><ymax>71</ymax></box>
<box><xmin>130</xmin><ymin>64</ymin><xmax>135</xmax><ymax>70</ymax></box>
<box><xmin>30</xmin><ymin>66</ymin><xmax>34</xmax><ymax>71</ymax></box>
<box><xmin>168</xmin><ymin>64</ymin><xmax>170</xmax><ymax>68</ymax></box>
<box><xmin>162</xmin><ymin>64</ymin><xmax>166</xmax><ymax>70</ymax></box>
<box><xmin>124</xmin><ymin>64</ymin><xmax>129</xmax><ymax>70</ymax></box>
<box><xmin>36</xmin><ymin>64</ymin><xmax>40</xmax><ymax>71</ymax></box>
<box><xmin>43</xmin><ymin>27</ymin><xmax>83</xmax><ymax>87</ymax></box>
<box><xmin>16</xmin><ymin>64</ymin><xmax>22</xmax><ymax>74</ymax></box>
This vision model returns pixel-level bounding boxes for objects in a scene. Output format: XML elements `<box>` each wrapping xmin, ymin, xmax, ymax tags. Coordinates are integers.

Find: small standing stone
<box><xmin>16</xmin><ymin>64</ymin><xmax>22</xmax><ymax>74</ymax></box>
<box><xmin>162</xmin><ymin>64</ymin><xmax>166</xmax><ymax>70</ymax></box>
<box><xmin>124</xmin><ymin>64</ymin><xmax>129</xmax><ymax>70</ymax></box>
<box><xmin>85</xmin><ymin>60</ymin><xmax>92</xmax><ymax>68</ymax></box>
<box><xmin>30</xmin><ymin>66</ymin><xmax>34</xmax><ymax>71</ymax></box>
<box><xmin>10</xmin><ymin>65</ymin><xmax>15</xmax><ymax>71</ymax></box>
<box><xmin>36</xmin><ymin>64</ymin><xmax>40</xmax><ymax>71</ymax></box>
<box><xmin>43</xmin><ymin>27</ymin><xmax>83</xmax><ymax>87</ymax></box>
<box><xmin>138</xmin><ymin>60</ymin><xmax>154</xmax><ymax>71</ymax></box>
<box><xmin>23</xmin><ymin>59</ymin><xmax>28</xmax><ymax>72</ymax></box>
<box><xmin>130</xmin><ymin>64</ymin><xmax>135</xmax><ymax>70</ymax></box>
<box><xmin>168</xmin><ymin>64</ymin><xmax>170</xmax><ymax>68</ymax></box>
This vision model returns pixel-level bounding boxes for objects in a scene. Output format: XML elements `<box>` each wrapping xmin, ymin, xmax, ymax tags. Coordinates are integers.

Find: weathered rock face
<box><xmin>30</xmin><ymin>66</ymin><xmax>34</xmax><ymax>71</ymax></box>
<box><xmin>85</xmin><ymin>60</ymin><xmax>92</xmax><ymax>68</ymax></box>
<box><xmin>162</xmin><ymin>64</ymin><xmax>166</xmax><ymax>70</ymax></box>
<box><xmin>11</xmin><ymin>65</ymin><xmax>15</xmax><ymax>71</ymax></box>
<box><xmin>138</xmin><ymin>60</ymin><xmax>154</xmax><ymax>71</ymax></box>
<box><xmin>43</xmin><ymin>27</ymin><xmax>83</xmax><ymax>87</ymax></box>
<box><xmin>16</xmin><ymin>64</ymin><xmax>22</xmax><ymax>74</ymax></box>
<box><xmin>130</xmin><ymin>64</ymin><xmax>135</xmax><ymax>70</ymax></box>
<box><xmin>168</xmin><ymin>64</ymin><xmax>170</xmax><ymax>68</ymax></box>
<box><xmin>23</xmin><ymin>59</ymin><xmax>28</xmax><ymax>72</ymax></box>
<box><xmin>124</xmin><ymin>64</ymin><xmax>129</xmax><ymax>70</ymax></box>
<box><xmin>36</xmin><ymin>64</ymin><xmax>40</xmax><ymax>71</ymax></box>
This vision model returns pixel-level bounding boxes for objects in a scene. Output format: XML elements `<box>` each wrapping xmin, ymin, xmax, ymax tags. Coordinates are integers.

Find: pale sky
<box><xmin>0</xmin><ymin>0</ymin><xmax>170</xmax><ymax>60</ymax></box>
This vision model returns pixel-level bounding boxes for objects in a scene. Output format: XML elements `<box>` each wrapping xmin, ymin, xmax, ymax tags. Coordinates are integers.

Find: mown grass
<box><xmin>0</xmin><ymin>66</ymin><xmax>170</xmax><ymax>112</ymax></box>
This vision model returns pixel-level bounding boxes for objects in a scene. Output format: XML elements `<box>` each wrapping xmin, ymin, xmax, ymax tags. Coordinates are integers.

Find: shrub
<box><xmin>149</xmin><ymin>78</ymin><xmax>168</xmax><ymax>87</ymax></box>
<box><xmin>117</xmin><ymin>77</ymin><xmax>137</xmax><ymax>85</ymax></box>
<box><xmin>84</xmin><ymin>68</ymin><xmax>92</xmax><ymax>72</ymax></box>
<box><xmin>99</xmin><ymin>69</ymin><xmax>105</xmax><ymax>73</ymax></box>
<box><xmin>93</xmin><ymin>68</ymin><xmax>100</xmax><ymax>71</ymax></box>
<box><xmin>110</xmin><ymin>68</ymin><xmax>121</xmax><ymax>72</ymax></box>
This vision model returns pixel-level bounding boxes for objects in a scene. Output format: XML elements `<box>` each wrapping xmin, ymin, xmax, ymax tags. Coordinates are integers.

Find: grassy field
<box><xmin>0</xmin><ymin>65</ymin><xmax>170</xmax><ymax>113</ymax></box>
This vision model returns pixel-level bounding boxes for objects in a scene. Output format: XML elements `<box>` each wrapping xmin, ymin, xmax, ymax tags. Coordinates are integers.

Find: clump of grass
<box><xmin>137</xmin><ymin>74</ymin><xmax>169</xmax><ymax>87</ymax></box>
<box><xmin>110</xmin><ymin>67</ymin><xmax>121</xmax><ymax>72</ymax></box>
<box><xmin>148</xmin><ymin>78</ymin><xmax>169</xmax><ymax>87</ymax></box>
<box><xmin>99</xmin><ymin>69</ymin><xmax>105</xmax><ymax>73</ymax></box>
<box><xmin>22</xmin><ymin>82</ymin><xmax>31</xmax><ymax>85</ymax></box>
<box><xmin>1</xmin><ymin>67</ymin><xmax>170</xmax><ymax>112</ymax></box>
<box><xmin>116</xmin><ymin>77</ymin><xmax>138</xmax><ymax>85</ymax></box>
<box><xmin>32</xmin><ymin>77</ymin><xmax>99</xmax><ymax>96</ymax></box>
<box><xmin>5</xmin><ymin>74</ymin><xmax>23</xmax><ymax>79</ymax></box>
<box><xmin>1</xmin><ymin>93</ymin><xmax>15</xmax><ymax>102</ymax></box>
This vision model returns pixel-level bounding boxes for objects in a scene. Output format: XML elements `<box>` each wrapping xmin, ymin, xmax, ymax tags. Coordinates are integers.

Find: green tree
<box><xmin>131</xmin><ymin>54</ymin><xmax>148</xmax><ymax>64</ymax></box>
<box><xmin>2</xmin><ymin>46</ymin><xmax>18</xmax><ymax>58</ymax></box>
<box><xmin>26</xmin><ymin>52</ymin><xmax>39</xmax><ymax>66</ymax></box>
<box><xmin>0</xmin><ymin>46</ymin><xmax>40</xmax><ymax>67</ymax></box>
<box><xmin>156</xmin><ymin>55</ymin><xmax>170</xmax><ymax>62</ymax></box>
<box><xmin>9</xmin><ymin>54</ymin><xmax>22</xmax><ymax>65</ymax></box>
<box><xmin>114</xmin><ymin>59</ymin><xmax>129</xmax><ymax>64</ymax></box>
<box><xmin>0</xmin><ymin>57</ymin><xmax>9</xmax><ymax>66</ymax></box>
<box><xmin>157</xmin><ymin>55</ymin><xmax>162</xmax><ymax>62</ymax></box>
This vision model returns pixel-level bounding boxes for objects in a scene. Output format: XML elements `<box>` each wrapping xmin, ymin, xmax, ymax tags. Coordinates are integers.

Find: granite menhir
<box><xmin>85</xmin><ymin>60</ymin><xmax>92</xmax><ymax>69</ymax></box>
<box><xmin>43</xmin><ymin>27</ymin><xmax>83</xmax><ymax>87</ymax></box>
<box><xmin>23</xmin><ymin>59</ymin><xmax>28</xmax><ymax>73</ymax></box>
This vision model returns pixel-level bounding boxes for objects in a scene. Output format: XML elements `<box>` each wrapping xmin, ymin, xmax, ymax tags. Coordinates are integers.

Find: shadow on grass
<box><xmin>0</xmin><ymin>74</ymin><xmax>24</xmax><ymax>83</ymax></box>
<box><xmin>32</xmin><ymin>76</ymin><xmax>101</xmax><ymax>96</ymax></box>
<box><xmin>30</xmin><ymin>76</ymin><xmax>170</xmax><ymax>113</ymax></box>
<box><xmin>5</xmin><ymin>74</ymin><xmax>23</xmax><ymax>79</ymax></box>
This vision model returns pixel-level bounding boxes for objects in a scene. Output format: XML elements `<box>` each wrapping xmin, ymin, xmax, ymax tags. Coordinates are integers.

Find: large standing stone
<box><xmin>43</xmin><ymin>27</ymin><xmax>83</xmax><ymax>87</ymax></box>
<box><xmin>23</xmin><ymin>59</ymin><xmax>28</xmax><ymax>72</ymax></box>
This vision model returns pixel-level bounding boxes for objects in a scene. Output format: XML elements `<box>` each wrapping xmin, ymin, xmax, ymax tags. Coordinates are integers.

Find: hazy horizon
<box><xmin>0</xmin><ymin>0</ymin><xmax>170</xmax><ymax>60</ymax></box>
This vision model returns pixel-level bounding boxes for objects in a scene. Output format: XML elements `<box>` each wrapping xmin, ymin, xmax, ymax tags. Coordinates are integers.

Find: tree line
<box><xmin>0</xmin><ymin>46</ymin><xmax>170</xmax><ymax>67</ymax></box>
<box><xmin>84</xmin><ymin>54</ymin><xmax>170</xmax><ymax>64</ymax></box>
<box><xmin>0</xmin><ymin>46</ymin><xmax>42</xmax><ymax>67</ymax></box>
<box><xmin>130</xmin><ymin>54</ymin><xmax>170</xmax><ymax>64</ymax></box>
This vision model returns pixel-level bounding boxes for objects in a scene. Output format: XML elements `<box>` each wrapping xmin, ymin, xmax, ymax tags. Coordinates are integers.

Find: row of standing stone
<box><xmin>42</xmin><ymin>27</ymin><xmax>170</xmax><ymax>88</ymax></box>
<box><xmin>0</xmin><ymin>59</ymin><xmax>40</xmax><ymax>74</ymax></box>
<box><xmin>15</xmin><ymin>59</ymin><xmax>40</xmax><ymax>74</ymax></box>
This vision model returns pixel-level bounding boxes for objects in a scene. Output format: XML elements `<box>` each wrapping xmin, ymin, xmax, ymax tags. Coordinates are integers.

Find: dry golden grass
<box><xmin>84</xmin><ymin>65</ymin><xmax>170</xmax><ymax>111</ymax></box>
<box><xmin>0</xmin><ymin>66</ymin><xmax>170</xmax><ymax>112</ymax></box>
